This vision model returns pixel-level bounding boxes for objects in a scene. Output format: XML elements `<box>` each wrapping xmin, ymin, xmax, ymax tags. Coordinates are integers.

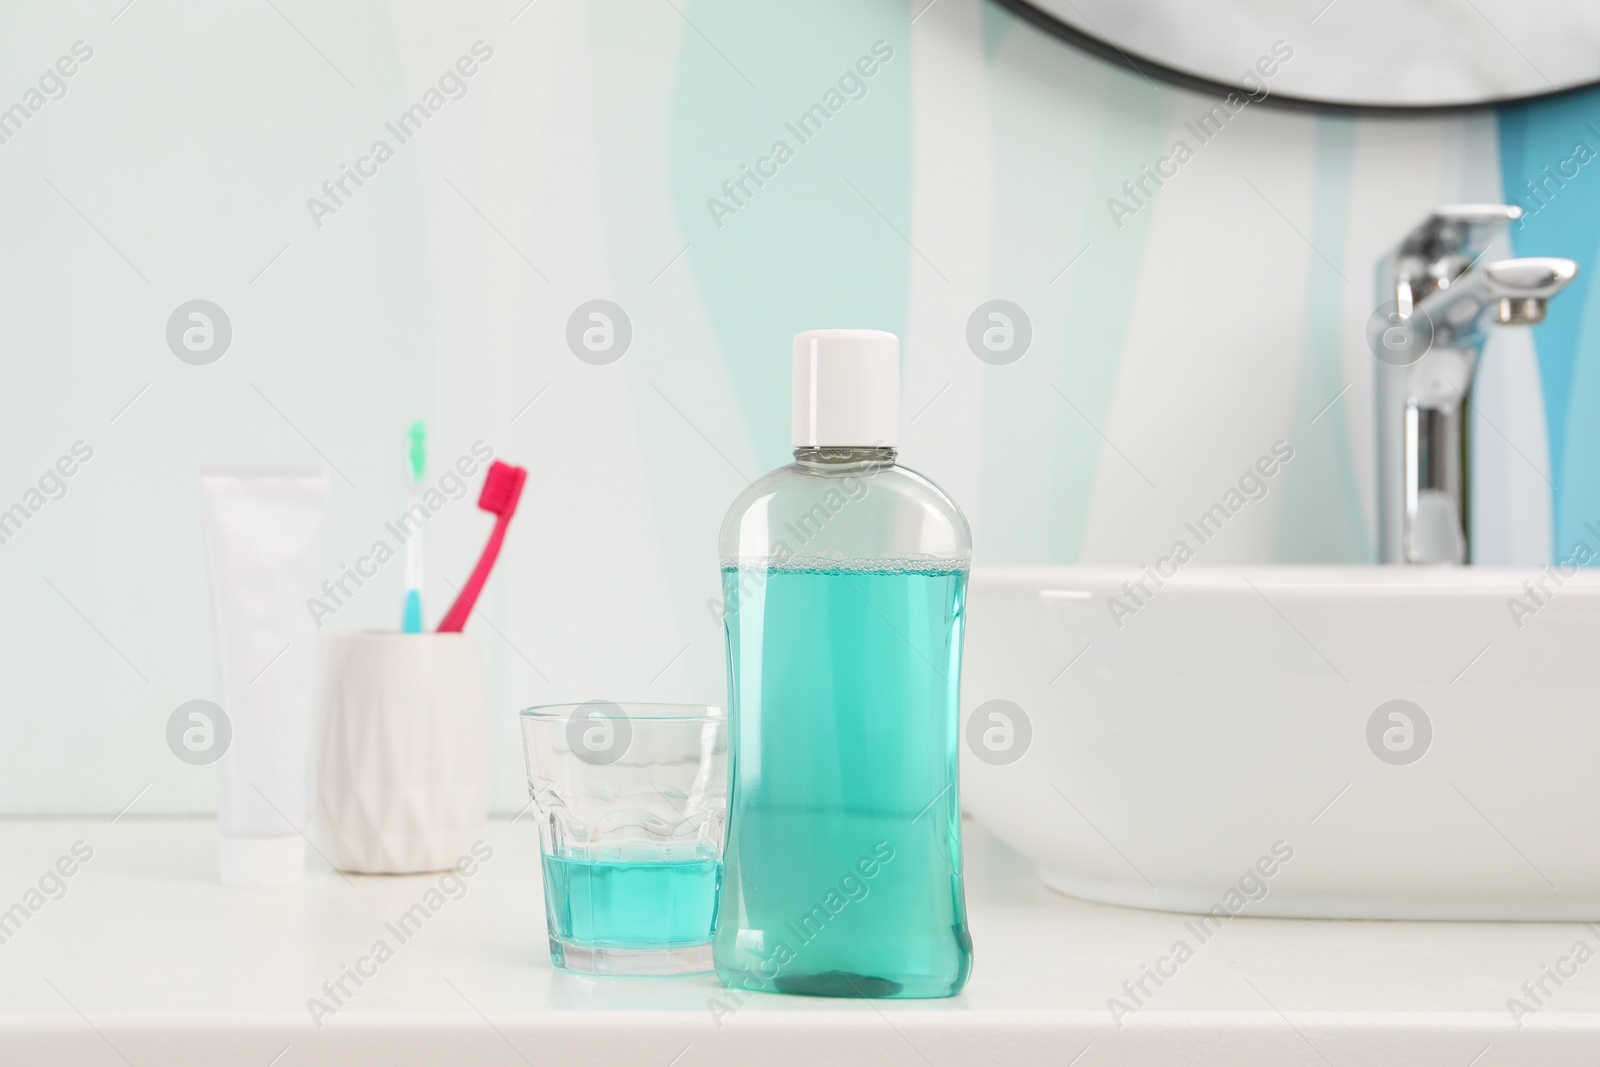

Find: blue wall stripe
<box><xmin>1500</xmin><ymin>85</ymin><xmax>1600</xmax><ymax>557</ymax></box>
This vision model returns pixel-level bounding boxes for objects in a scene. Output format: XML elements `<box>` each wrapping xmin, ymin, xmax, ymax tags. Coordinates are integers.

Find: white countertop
<box><xmin>2</xmin><ymin>817</ymin><xmax>1598</xmax><ymax>1066</ymax></box>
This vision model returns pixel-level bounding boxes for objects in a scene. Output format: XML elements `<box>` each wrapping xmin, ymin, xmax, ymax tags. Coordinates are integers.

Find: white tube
<box><xmin>200</xmin><ymin>467</ymin><xmax>331</xmax><ymax>886</ymax></box>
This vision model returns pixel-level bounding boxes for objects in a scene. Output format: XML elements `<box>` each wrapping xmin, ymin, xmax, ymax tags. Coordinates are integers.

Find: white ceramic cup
<box><xmin>318</xmin><ymin>632</ymin><xmax>492</xmax><ymax>874</ymax></box>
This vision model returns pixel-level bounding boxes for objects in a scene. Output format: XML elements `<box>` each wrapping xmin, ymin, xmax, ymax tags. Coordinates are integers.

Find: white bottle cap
<box><xmin>219</xmin><ymin>834</ymin><xmax>305</xmax><ymax>887</ymax></box>
<box><xmin>792</xmin><ymin>329</ymin><xmax>900</xmax><ymax>448</ymax></box>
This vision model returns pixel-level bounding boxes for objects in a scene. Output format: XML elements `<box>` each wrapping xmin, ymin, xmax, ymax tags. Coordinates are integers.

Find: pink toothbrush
<box><xmin>438</xmin><ymin>460</ymin><xmax>527</xmax><ymax>633</ymax></box>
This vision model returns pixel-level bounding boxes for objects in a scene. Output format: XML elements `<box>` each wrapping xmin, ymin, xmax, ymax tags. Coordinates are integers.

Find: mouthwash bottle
<box><xmin>713</xmin><ymin>329</ymin><xmax>972</xmax><ymax>999</ymax></box>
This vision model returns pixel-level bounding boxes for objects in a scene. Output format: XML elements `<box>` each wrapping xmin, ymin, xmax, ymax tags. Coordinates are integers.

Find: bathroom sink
<box><xmin>961</xmin><ymin>564</ymin><xmax>1600</xmax><ymax>920</ymax></box>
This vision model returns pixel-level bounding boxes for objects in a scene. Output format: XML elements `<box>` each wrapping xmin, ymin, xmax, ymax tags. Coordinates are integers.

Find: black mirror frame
<box><xmin>992</xmin><ymin>0</ymin><xmax>1600</xmax><ymax>116</ymax></box>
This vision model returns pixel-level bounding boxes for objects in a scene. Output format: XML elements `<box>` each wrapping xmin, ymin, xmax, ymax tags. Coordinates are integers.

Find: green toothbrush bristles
<box><xmin>408</xmin><ymin>421</ymin><xmax>426</xmax><ymax>483</ymax></box>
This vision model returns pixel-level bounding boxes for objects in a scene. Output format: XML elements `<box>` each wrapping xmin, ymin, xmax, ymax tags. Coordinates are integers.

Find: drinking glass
<box><xmin>520</xmin><ymin>701</ymin><xmax>726</xmax><ymax>976</ymax></box>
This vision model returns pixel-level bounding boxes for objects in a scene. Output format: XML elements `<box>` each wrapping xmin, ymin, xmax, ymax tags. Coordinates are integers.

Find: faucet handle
<box><xmin>1391</xmin><ymin>205</ymin><xmax>1523</xmax><ymax>308</ymax></box>
<box><xmin>1397</xmin><ymin>204</ymin><xmax>1521</xmax><ymax>261</ymax></box>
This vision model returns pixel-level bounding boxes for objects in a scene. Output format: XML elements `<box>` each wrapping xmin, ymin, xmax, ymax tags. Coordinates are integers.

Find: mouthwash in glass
<box><xmin>713</xmin><ymin>329</ymin><xmax>972</xmax><ymax>999</ymax></box>
<box><xmin>543</xmin><ymin>845</ymin><xmax>720</xmax><ymax>948</ymax></box>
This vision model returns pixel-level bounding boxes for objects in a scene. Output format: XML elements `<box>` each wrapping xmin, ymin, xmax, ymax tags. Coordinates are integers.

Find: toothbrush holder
<box><xmin>317</xmin><ymin>632</ymin><xmax>492</xmax><ymax>874</ymax></box>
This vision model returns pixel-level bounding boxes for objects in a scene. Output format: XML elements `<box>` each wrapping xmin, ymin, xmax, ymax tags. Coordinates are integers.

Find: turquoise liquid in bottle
<box><xmin>714</xmin><ymin>561</ymin><xmax>972</xmax><ymax>998</ymax></box>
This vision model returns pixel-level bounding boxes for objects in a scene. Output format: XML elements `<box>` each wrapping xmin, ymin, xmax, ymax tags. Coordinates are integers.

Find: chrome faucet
<box><xmin>1373</xmin><ymin>205</ymin><xmax>1579</xmax><ymax>564</ymax></box>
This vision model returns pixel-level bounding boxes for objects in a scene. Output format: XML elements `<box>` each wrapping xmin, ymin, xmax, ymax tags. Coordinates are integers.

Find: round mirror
<box><xmin>998</xmin><ymin>0</ymin><xmax>1600</xmax><ymax>112</ymax></box>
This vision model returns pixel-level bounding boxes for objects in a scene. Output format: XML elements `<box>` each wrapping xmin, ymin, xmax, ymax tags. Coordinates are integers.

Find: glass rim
<box><xmin>520</xmin><ymin>701</ymin><xmax>725</xmax><ymax>723</ymax></box>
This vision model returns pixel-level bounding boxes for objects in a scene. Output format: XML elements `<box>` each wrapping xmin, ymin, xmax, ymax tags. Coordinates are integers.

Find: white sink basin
<box><xmin>961</xmin><ymin>564</ymin><xmax>1600</xmax><ymax>920</ymax></box>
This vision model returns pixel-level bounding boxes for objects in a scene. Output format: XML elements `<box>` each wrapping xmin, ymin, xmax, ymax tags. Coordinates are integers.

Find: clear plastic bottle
<box><xmin>713</xmin><ymin>330</ymin><xmax>972</xmax><ymax>999</ymax></box>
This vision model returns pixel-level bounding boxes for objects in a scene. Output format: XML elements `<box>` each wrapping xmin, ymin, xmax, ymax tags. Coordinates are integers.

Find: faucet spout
<box><xmin>1414</xmin><ymin>256</ymin><xmax>1579</xmax><ymax>341</ymax></box>
<box><xmin>1374</xmin><ymin>210</ymin><xmax>1579</xmax><ymax>565</ymax></box>
<box><xmin>1487</xmin><ymin>258</ymin><xmax>1580</xmax><ymax>325</ymax></box>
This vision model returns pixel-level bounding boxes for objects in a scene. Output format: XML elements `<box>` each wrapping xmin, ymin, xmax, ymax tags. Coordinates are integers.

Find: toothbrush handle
<box><xmin>437</xmin><ymin>514</ymin><xmax>510</xmax><ymax>633</ymax></box>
